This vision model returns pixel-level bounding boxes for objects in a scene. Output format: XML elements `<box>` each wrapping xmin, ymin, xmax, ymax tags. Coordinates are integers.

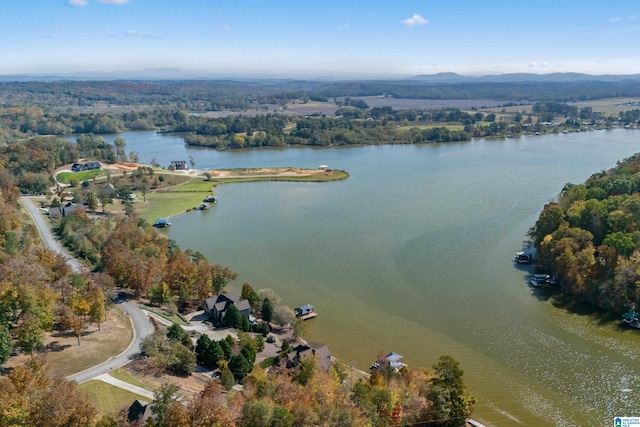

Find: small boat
<box><xmin>529</xmin><ymin>274</ymin><xmax>550</xmax><ymax>287</ymax></box>
<box><xmin>154</xmin><ymin>218</ymin><xmax>171</xmax><ymax>228</ymax></box>
<box><xmin>203</xmin><ymin>195</ymin><xmax>217</xmax><ymax>203</ymax></box>
<box><xmin>197</xmin><ymin>202</ymin><xmax>211</xmax><ymax>210</ymax></box>
<box><xmin>515</xmin><ymin>251</ymin><xmax>531</xmax><ymax>264</ymax></box>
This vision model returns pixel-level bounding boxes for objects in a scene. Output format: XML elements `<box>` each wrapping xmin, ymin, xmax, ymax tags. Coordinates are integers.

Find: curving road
<box><xmin>20</xmin><ymin>196</ymin><xmax>154</xmax><ymax>383</ymax></box>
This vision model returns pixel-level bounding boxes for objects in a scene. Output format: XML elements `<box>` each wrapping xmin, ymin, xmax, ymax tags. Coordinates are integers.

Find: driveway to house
<box><xmin>20</xmin><ymin>196</ymin><xmax>155</xmax><ymax>384</ymax></box>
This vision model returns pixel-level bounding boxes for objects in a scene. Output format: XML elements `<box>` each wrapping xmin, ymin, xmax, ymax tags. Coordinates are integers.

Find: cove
<box><xmin>102</xmin><ymin>129</ymin><xmax>640</xmax><ymax>426</ymax></box>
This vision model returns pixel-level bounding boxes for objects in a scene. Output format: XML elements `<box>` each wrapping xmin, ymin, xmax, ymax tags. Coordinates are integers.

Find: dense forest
<box><xmin>530</xmin><ymin>153</ymin><xmax>640</xmax><ymax>313</ymax></box>
<box><xmin>3</xmin><ymin>78</ymin><xmax>640</xmax><ymax>110</ymax></box>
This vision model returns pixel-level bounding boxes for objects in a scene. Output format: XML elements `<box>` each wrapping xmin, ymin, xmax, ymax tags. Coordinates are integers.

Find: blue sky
<box><xmin>2</xmin><ymin>0</ymin><xmax>640</xmax><ymax>77</ymax></box>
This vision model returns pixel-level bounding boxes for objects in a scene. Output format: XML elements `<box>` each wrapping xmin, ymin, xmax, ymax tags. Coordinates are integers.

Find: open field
<box><xmin>5</xmin><ymin>305</ymin><xmax>133</xmax><ymax>378</ymax></box>
<box><xmin>79</xmin><ymin>380</ymin><xmax>150</xmax><ymax>417</ymax></box>
<box><xmin>569</xmin><ymin>98</ymin><xmax>640</xmax><ymax>115</ymax></box>
<box><xmin>56</xmin><ymin>169</ymin><xmax>103</xmax><ymax>184</ymax></box>
<box><xmin>396</xmin><ymin>123</ymin><xmax>465</xmax><ymax>132</ymax></box>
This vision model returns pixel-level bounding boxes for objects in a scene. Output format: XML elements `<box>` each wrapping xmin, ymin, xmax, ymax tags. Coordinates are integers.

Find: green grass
<box><xmin>108</xmin><ymin>368</ymin><xmax>154</xmax><ymax>391</ymax></box>
<box><xmin>134</xmin><ymin>169</ymin><xmax>348</xmax><ymax>223</ymax></box>
<box><xmin>259</xmin><ymin>356</ymin><xmax>279</xmax><ymax>369</ymax></box>
<box><xmin>56</xmin><ymin>170</ymin><xmax>103</xmax><ymax>184</ymax></box>
<box><xmin>395</xmin><ymin>123</ymin><xmax>465</xmax><ymax>132</ymax></box>
<box><xmin>79</xmin><ymin>380</ymin><xmax>150</xmax><ymax>416</ymax></box>
<box><xmin>139</xmin><ymin>304</ymin><xmax>188</xmax><ymax>326</ymax></box>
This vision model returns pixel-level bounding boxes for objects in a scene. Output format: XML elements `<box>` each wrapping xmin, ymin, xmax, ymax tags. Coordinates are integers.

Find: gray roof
<box><xmin>236</xmin><ymin>300</ymin><xmax>251</xmax><ymax>312</ymax></box>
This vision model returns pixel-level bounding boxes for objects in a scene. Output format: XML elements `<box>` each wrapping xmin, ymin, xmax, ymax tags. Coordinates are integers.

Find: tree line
<box><xmin>530</xmin><ymin>153</ymin><xmax>640</xmax><ymax>312</ymax></box>
<box><xmin>4</xmin><ymin>79</ymin><xmax>640</xmax><ymax>110</ymax></box>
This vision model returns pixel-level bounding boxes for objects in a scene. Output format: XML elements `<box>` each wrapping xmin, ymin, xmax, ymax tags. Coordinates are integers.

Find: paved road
<box><xmin>21</xmin><ymin>196</ymin><xmax>84</xmax><ymax>273</ymax></box>
<box><xmin>20</xmin><ymin>196</ymin><xmax>154</xmax><ymax>383</ymax></box>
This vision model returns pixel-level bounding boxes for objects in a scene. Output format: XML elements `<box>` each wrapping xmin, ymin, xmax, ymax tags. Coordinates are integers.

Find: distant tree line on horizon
<box><xmin>3</xmin><ymin>79</ymin><xmax>640</xmax><ymax>110</ymax></box>
<box><xmin>4</xmin><ymin>101</ymin><xmax>636</xmax><ymax>155</ymax></box>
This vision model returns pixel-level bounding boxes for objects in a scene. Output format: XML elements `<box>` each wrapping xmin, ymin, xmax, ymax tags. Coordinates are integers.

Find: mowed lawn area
<box><xmin>79</xmin><ymin>380</ymin><xmax>150</xmax><ymax>417</ymax></box>
<box><xmin>395</xmin><ymin>123</ymin><xmax>466</xmax><ymax>133</ymax></box>
<box><xmin>132</xmin><ymin>168</ymin><xmax>349</xmax><ymax>223</ymax></box>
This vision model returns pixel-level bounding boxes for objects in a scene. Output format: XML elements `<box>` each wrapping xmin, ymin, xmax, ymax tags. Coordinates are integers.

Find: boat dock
<box><xmin>295</xmin><ymin>304</ymin><xmax>317</xmax><ymax>320</ymax></box>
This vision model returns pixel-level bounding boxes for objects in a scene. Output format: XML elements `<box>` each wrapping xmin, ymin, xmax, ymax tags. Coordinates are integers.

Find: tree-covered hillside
<box><xmin>530</xmin><ymin>153</ymin><xmax>640</xmax><ymax>311</ymax></box>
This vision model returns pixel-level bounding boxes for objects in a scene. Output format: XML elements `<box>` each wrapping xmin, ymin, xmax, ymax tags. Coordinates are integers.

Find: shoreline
<box><xmin>133</xmin><ymin>167</ymin><xmax>349</xmax><ymax>223</ymax></box>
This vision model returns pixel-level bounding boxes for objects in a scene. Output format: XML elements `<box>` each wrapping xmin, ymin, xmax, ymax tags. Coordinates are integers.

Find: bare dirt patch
<box><xmin>208</xmin><ymin>167</ymin><xmax>329</xmax><ymax>178</ymax></box>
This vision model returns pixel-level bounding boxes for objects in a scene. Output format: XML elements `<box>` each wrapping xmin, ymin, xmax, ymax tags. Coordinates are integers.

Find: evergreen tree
<box><xmin>261</xmin><ymin>298</ymin><xmax>273</xmax><ymax>323</ymax></box>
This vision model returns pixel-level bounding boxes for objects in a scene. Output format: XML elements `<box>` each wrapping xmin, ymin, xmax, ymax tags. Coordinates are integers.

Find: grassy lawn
<box><xmin>56</xmin><ymin>170</ymin><xmax>103</xmax><ymax>184</ymax></box>
<box><xmin>133</xmin><ymin>169</ymin><xmax>348</xmax><ymax>223</ymax></box>
<box><xmin>79</xmin><ymin>380</ymin><xmax>150</xmax><ymax>416</ymax></box>
<box><xmin>109</xmin><ymin>368</ymin><xmax>155</xmax><ymax>391</ymax></box>
<box><xmin>396</xmin><ymin>123</ymin><xmax>465</xmax><ymax>132</ymax></box>
<box><xmin>44</xmin><ymin>305</ymin><xmax>133</xmax><ymax>377</ymax></box>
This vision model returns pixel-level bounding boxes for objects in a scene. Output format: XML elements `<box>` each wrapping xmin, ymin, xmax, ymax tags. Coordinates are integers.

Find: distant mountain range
<box><xmin>406</xmin><ymin>72</ymin><xmax>640</xmax><ymax>83</ymax></box>
<box><xmin>1</xmin><ymin>70</ymin><xmax>640</xmax><ymax>83</ymax></box>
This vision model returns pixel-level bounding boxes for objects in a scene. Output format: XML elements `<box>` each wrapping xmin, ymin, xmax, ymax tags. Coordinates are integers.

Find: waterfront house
<box><xmin>168</xmin><ymin>160</ymin><xmax>187</xmax><ymax>171</ymax></box>
<box><xmin>370</xmin><ymin>352</ymin><xmax>406</xmax><ymax>372</ymax></box>
<box><xmin>284</xmin><ymin>344</ymin><xmax>332</xmax><ymax>371</ymax></box>
<box><xmin>204</xmin><ymin>292</ymin><xmax>251</xmax><ymax>324</ymax></box>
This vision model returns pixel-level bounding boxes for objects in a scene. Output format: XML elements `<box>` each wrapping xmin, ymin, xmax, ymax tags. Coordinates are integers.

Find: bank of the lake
<box><xmin>83</xmin><ymin>129</ymin><xmax>640</xmax><ymax>426</ymax></box>
<box><xmin>132</xmin><ymin>167</ymin><xmax>348</xmax><ymax>223</ymax></box>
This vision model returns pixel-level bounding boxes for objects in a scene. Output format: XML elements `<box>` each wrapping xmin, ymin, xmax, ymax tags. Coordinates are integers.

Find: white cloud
<box><xmin>125</xmin><ymin>30</ymin><xmax>158</xmax><ymax>39</ymax></box>
<box><xmin>607</xmin><ymin>14</ymin><xmax>637</xmax><ymax>23</ymax></box>
<box><xmin>529</xmin><ymin>61</ymin><xmax>550</xmax><ymax>68</ymax></box>
<box><xmin>97</xmin><ymin>0</ymin><xmax>130</xmax><ymax>4</ymax></box>
<box><xmin>401</xmin><ymin>14</ymin><xmax>427</xmax><ymax>27</ymax></box>
<box><xmin>68</xmin><ymin>0</ymin><xmax>87</xmax><ymax>6</ymax></box>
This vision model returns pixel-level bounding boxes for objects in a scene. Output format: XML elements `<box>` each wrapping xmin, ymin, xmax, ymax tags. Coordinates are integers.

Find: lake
<box><xmin>92</xmin><ymin>129</ymin><xmax>640</xmax><ymax>426</ymax></box>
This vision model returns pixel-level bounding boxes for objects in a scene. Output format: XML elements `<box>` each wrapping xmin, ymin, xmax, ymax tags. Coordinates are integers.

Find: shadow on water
<box><xmin>548</xmin><ymin>288</ymin><xmax>620</xmax><ymax>325</ymax></box>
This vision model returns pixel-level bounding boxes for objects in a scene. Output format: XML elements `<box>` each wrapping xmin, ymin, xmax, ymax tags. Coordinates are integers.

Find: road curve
<box><xmin>19</xmin><ymin>196</ymin><xmax>154</xmax><ymax>383</ymax></box>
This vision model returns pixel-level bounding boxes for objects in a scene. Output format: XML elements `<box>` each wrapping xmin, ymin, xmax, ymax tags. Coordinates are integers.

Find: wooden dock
<box><xmin>298</xmin><ymin>311</ymin><xmax>317</xmax><ymax>321</ymax></box>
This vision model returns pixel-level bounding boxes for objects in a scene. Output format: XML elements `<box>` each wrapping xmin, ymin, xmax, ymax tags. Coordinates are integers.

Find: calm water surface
<box><xmin>107</xmin><ymin>129</ymin><xmax>640</xmax><ymax>426</ymax></box>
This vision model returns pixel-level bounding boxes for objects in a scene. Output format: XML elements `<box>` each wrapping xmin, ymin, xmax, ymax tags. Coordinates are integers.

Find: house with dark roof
<box><xmin>127</xmin><ymin>400</ymin><xmax>155</xmax><ymax>424</ymax></box>
<box><xmin>47</xmin><ymin>201</ymin><xmax>84</xmax><ymax>218</ymax></box>
<box><xmin>204</xmin><ymin>292</ymin><xmax>251</xmax><ymax>324</ymax></box>
<box><xmin>284</xmin><ymin>344</ymin><xmax>332</xmax><ymax>371</ymax></box>
<box><xmin>71</xmin><ymin>161</ymin><xmax>101</xmax><ymax>172</ymax></box>
<box><xmin>168</xmin><ymin>160</ymin><xmax>187</xmax><ymax>171</ymax></box>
